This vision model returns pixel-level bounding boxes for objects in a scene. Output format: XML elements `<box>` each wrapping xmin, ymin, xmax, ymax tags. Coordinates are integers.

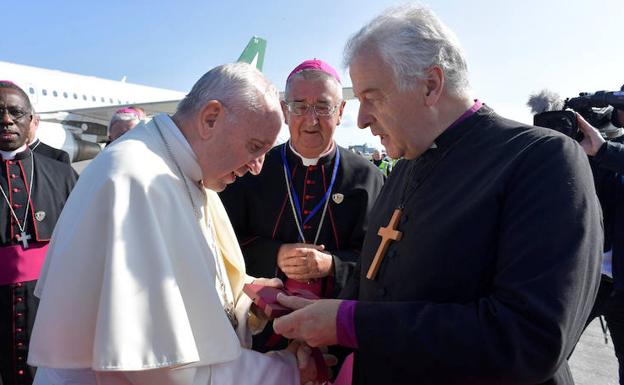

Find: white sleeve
<box><xmin>210</xmin><ymin>349</ymin><xmax>299</xmax><ymax>385</ymax></box>
<box><xmin>96</xmin><ymin>349</ymin><xmax>298</xmax><ymax>385</ymax></box>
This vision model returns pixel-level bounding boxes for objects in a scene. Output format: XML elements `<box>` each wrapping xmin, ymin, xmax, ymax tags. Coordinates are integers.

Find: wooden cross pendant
<box><xmin>367</xmin><ymin>208</ymin><xmax>403</xmax><ymax>280</ymax></box>
<box><xmin>17</xmin><ymin>231</ymin><xmax>31</xmax><ymax>249</ymax></box>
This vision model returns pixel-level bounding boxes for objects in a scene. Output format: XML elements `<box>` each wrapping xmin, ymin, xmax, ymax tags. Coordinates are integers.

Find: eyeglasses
<box><xmin>285</xmin><ymin>101</ymin><xmax>340</xmax><ymax>117</ymax></box>
<box><xmin>0</xmin><ymin>107</ymin><xmax>31</xmax><ymax>121</ymax></box>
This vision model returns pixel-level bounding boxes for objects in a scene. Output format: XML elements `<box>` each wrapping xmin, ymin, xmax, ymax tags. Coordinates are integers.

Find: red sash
<box><xmin>0</xmin><ymin>243</ymin><xmax>48</xmax><ymax>285</ymax></box>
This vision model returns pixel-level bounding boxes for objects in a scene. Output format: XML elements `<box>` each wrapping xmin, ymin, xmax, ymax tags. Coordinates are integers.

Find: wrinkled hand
<box><xmin>577</xmin><ymin>112</ymin><xmax>606</xmax><ymax>156</ymax></box>
<box><xmin>277</xmin><ymin>243</ymin><xmax>333</xmax><ymax>281</ymax></box>
<box><xmin>274</xmin><ymin>295</ymin><xmax>342</xmax><ymax>347</ymax></box>
<box><xmin>287</xmin><ymin>340</ymin><xmax>338</xmax><ymax>385</ymax></box>
<box><xmin>249</xmin><ymin>277</ymin><xmax>283</xmax><ymax>321</ymax></box>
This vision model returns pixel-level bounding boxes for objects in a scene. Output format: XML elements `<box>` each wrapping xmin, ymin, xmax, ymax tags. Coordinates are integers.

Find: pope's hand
<box><xmin>286</xmin><ymin>340</ymin><xmax>338</xmax><ymax>385</ymax></box>
<box><xmin>274</xmin><ymin>294</ymin><xmax>342</xmax><ymax>347</ymax></box>
<box><xmin>277</xmin><ymin>243</ymin><xmax>333</xmax><ymax>281</ymax></box>
<box><xmin>577</xmin><ymin>112</ymin><xmax>606</xmax><ymax>156</ymax></box>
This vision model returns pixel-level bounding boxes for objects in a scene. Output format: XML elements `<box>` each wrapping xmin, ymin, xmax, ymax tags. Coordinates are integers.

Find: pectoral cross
<box><xmin>17</xmin><ymin>231</ymin><xmax>31</xmax><ymax>249</ymax></box>
<box><xmin>367</xmin><ymin>208</ymin><xmax>403</xmax><ymax>280</ymax></box>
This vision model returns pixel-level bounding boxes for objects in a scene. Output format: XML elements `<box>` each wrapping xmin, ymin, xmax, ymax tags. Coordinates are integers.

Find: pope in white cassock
<box><xmin>27</xmin><ymin>63</ymin><xmax>312</xmax><ymax>385</ymax></box>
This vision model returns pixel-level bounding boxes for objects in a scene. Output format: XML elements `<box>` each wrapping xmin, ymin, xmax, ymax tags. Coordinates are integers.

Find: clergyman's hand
<box><xmin>577</xmin><ymin>112</ymin><xmax>606</xmax><ymax>156</ymax></box>
<box><xmin>277</xmin><ymin>243</ymin><xmax>333</xmax><ymax>281</ymax></box>
<box><xmin>273</xmin><ymin>295</ymin><xmax>342</xmax><ymax>347</ymax></box>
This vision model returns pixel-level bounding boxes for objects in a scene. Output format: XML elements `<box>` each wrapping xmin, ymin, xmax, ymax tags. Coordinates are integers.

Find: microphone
<box><xmin>527</xmin><ymin>89</ymin><xmax>564</xmax><ymax>114</ymax></box>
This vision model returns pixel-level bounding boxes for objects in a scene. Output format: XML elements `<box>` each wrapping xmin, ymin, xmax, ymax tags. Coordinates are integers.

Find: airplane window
<box><xmin>73</xmin><ymin>93</ymin><xmax>78</xmax><ymax>99</ymax></box>
<box><xmin>109</xmin><ymin>98</ymin><xmax>113</xmax><ymax>103</ymax></box>
<box><xmin>117</xmin><ymin>100</ymin><xmax>121</xmax><ymax>104</ymax></box>
<box><xmin>42</xmin><ymin>89</ymin><xmax>47</xmax><ymax>96</ymax></box>
<box><xmin>92</xmin><ymin>96</ymin><xmax>96</xmax><ymax>101</ymax></box>
<box><xmin>53</xmin><ymin>91</ymin><xmax>58</xmax><ymax>97</ymax></box>
<box><xmin>63</xmin><ymin>92</ymin><xmax>68</xmax><ymax>98</ymax></box>
<box><xmin>101</xmin><ymin>97</ymin><xmax>105</xmax><ymax>102</ymax></box>
<box><xmin>83</xmin><ymin>95</ymin><xmax>87</xmax><ymax>101</ymax></box>
<box><xmin>28</xmin><ymin>87</ymin><xmax>34</xmax><ymax>94</ymax></box>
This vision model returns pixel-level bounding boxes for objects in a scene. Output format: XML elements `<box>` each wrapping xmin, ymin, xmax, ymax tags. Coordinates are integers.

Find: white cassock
<box><xmin>28</xmin><ymin>114</ymin><xmax>299</xmax><ymax>385</ymax></box>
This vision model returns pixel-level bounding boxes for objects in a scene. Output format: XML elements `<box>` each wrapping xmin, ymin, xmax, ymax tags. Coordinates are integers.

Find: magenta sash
<box><xmin>284</xmin><ymin>277</ymin><xmax>323</xmax><ymax>297</ymax></box>
<box><xmin>0</xmin><ymin>243</ymin><xmax>48</xmax><ymax>285</ymax></box>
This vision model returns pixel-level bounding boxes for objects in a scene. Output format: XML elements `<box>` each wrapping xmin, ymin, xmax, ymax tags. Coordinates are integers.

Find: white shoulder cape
<box><xmin>29</xmin><ymin>115</ymin><xmax>251</xmax><ymax>371</ymax></box>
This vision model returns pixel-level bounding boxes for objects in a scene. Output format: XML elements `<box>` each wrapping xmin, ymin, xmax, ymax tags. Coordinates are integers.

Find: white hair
<box><xmin>344</xmin><ymin>4</ymin><xmax>470</xmax><ymax>97</ymax></box>
<box><xmin>107</xmin><ymin>112</ymin><xmax>140</xmax><ymax>135</ymax></box>
<box><xmin>176</xmin><ymin>62</ymin><xmax>280</xmax><ymax>120</ymax></box>
<box><xmin>284</xmin><ymin>69</ymin><xmax>343</xmax><ymax>101</ymax></box>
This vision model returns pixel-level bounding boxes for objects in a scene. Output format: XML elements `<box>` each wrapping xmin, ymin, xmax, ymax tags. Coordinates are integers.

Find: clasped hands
<box><xmin>277</xmin><ymin>243</ymin><xmax>333</xmax><ymax>281</ymax></box>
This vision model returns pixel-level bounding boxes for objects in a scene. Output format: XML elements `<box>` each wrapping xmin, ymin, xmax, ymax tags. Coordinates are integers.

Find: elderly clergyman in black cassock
<box><xmin>274</xmin><ymin>4</ymin><xmax>603</xmax><ymax>385</ymax></box>
<box><xmin>220</xmin><ymin>59</ymin><xmax>384</xmax><ymax>353</ymax></box>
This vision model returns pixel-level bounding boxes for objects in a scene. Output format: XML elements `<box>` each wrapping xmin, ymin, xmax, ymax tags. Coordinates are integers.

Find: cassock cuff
<box><xmin>336</xmin><ymin>300</ymin><xmax>359</xmax><ymax>349</ymax></box>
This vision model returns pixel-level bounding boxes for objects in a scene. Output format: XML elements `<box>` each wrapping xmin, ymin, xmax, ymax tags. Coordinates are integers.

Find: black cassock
<box><xmin>342</xmin><ymin>106</ymin><xmax>603</xmax><ymax>385</ymax></box>
<box><xmin>221</xmin><ymin>143</ymin><xmax>383</xmax><ymax>349</ymax></box>
<box><xmin>29</xmin><ymin>139</ymin><xmax>71</xmax><ymax>164</ymax></box>
<box><xmin>0</xmin><ymin>150</ymin><xmax>77</xmax><ymax>385</ymax></box>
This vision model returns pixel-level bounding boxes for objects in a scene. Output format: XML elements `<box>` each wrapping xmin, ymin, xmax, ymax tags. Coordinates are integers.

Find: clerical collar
<box><xmin>153</xmin><ymin>114</ymin><xmax>202</xmax><ymax>184</ymax></box>
<box><xmin>0</xmin><ymin>144</ymin><xmax>28</xmax><ymax>160</ymax></box>
<box><xmin>288</xmin><ymin>140</ymin><xmax>336</xmax><ymax>166</ymax></box>
<box><xmin>432</xmin><ymin>100</ymin><xmax>483</xmax><ymax>150</ymax></box>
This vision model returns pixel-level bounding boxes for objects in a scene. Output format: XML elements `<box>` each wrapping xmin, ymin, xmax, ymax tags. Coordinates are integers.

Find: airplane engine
<box><xmin>36</xmin><ymin>121</ymin><xmax>101</xmax><ymax>162</ymax></box>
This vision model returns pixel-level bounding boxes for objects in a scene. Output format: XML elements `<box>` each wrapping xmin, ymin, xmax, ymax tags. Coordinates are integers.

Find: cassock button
<box><xmin>306</xmin><ymin>180</ymin><xmax>315</xmax><ymax>185</ymax></box>
<box><xmin>16</xmin><ymin>327</ymin><xmax>22</xmax><ymax>332</ymax></box>
<box><xmin>16</xmin><ymin>282</ymin><xmax>22</xmax><ymax>287</ymax></box>
<box><xmin>378</xmin><ymin>287</ymin><xmax>387</xmax><ymax>297</ymax></box>
<box><xmin>387</xmin><ymin>250</ymin><xmax>397</xmax><ymax>258</ymax></box>
<box><xmin>10</xmin><ymin>174</ymin><xmax>17</xmax><ymax>178</ymax></box>
<box><xmin>12</xmin><ymin>187</ymin><xmax>19</xmax><ymax>193</ymax></box>
<box><xmin>17</xmin><ymin>369</ymin><xmax>24</xmax><ymax>375</ymax></box>
<box><xmin>16</xmin><ymin>297</ymin><xmax>23</xmax><ymax>302</ymax></box>
<box><xmin>17</xmin><ymin>342</ymin><xmax>24</xmax><ymax>347</ymax></box>
<box><xmin>303</xmin><ymin>210</ymin><xmax>311</xmax><ymax>215</ymax></box>
<box><xmin>13</xmin><ymin>203</ymin><xmax>22</xmax><ymax>208</ymax></box>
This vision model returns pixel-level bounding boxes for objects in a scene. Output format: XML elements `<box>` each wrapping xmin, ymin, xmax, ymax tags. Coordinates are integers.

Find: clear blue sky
<box><xmin>2</xmin><ymin>0</ymin><xmax>623</xmax><ymax>147</ymax></box>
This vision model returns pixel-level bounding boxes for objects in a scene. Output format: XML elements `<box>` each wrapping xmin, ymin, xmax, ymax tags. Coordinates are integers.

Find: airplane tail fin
<box><xmin>237</xmin><ymin>36</ymin><xmax>267</xmax><ymax>72</ymax></box>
